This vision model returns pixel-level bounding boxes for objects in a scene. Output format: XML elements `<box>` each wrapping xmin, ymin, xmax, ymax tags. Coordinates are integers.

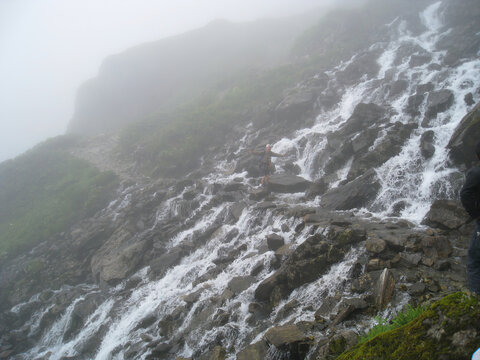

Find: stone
<box><xmin>266</xmin><ymin>234</ymin><xmax>285</xmax><ymax>251</ymax></box>
<box><xmin>264</xmin><ymin>324</ymin><xmax>312</xmax><ymax>359</ymax></box>
<box><xmin>365</xmin><ymin>235</ymin><xmax>387</xmax><ymax>254</ymax></box>
<box><xmin>321</xmin><ymin>169</ymin><xmax>380</xmax><ymax>210</ymax></box>
<box><xmin>198</xmin><ymin>346</ymin><xmax>226</xmax><ymax>360</ymax></box>
<box><xmin>227</xmin><ymin>276</ymin><xmax>255</xmax><ymax>295</ymax></box>
<box><xmin>425</xmin><ymin>89</ymin><xmax>454</xmax><ymax>119</ymax></box>
<box><xmin>374</xmin><ymin>268</ymin><xmax>395</xmax><ymax>309</ymax></box>
<box><xmin>420</xmin><ymin>130</ymin><xmax>435</xmax><ymax>159</ymax></box>
<box><xmin>267</xmin><ymin>174</ymin><xmax>312</xmax><ymax>193</ymax></box>
<box><xmin>422</xmin><ymin>200</ymin><xmax>469</xmax><ymax>230</ymax></box>
<box><xmin>421</xmin><ymin>235</ymin><xmax>453</xmax><ymax>260</ymax></box>
<box><xmin>448</xmin><ymin>102</ymin><xmax>480</xmax><ymax>169</ymax></box>
<box><xmin>236</xmin><ymin>341</ymin><xmax>268</xmax><ymax>360</ymax></box>
<box><xmin>275</xmin><ymin>87</ymin><xmax>317</xmax><ymax>125</ymax></box>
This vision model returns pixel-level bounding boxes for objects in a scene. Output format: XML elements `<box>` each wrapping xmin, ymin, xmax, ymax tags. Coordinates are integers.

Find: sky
<box><xmin>0</xmin><ymin>0</ymin><xmax>341</xmax><ymax>163</ymax></box>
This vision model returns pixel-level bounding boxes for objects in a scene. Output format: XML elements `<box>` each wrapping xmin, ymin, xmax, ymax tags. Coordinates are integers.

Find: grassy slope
<box><xmin>0</xmin><ymin>136</ymin><xmax>118</xmax><ymax>260</ymax></box>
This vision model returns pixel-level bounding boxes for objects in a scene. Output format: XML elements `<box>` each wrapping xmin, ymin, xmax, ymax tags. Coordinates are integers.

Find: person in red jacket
<box><xmin>460</xmin><ymin>141</ymin><xmax>480</xmax><ymax>295</ymax></box>
<box><xmin>250</xmin><ymin>144</ymin><xmax>285</xmax><ymax>186</ymax></box>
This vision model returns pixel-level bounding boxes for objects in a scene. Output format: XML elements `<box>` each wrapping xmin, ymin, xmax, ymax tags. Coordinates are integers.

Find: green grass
<box><xmin>359</xmin><ymin>304</ymin><xmax>426</xmax><ymax>344</ymax></box>
<box><xmin>0</xmin><ymin>136</ymin><xmax>118</xmax><ymax>260</ymax></box>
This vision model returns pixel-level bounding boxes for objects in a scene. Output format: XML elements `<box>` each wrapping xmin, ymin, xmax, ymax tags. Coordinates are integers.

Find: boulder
<box><xmin>321</xmin><ymin>169</ymin><xmax>380</xmax><ymax>210</ymax></box>
<box><xmin>264</xmin><ymin>324</ymin><xmax>312</xmax><ymax>360</ymax></box>
<box><xmin>448</xmin><ymin>102</ymin><xmax>480</xmax><ymax>169</ymax></box>
<box><xmin>420</xmin><ymin>235</ymin><xmax>453</xmax><ymax>260</ymax></box>
<box><xmin>90</xmin><ymin>227</ymin><xmax>151</xmax><ymax>285</ymax></box>
<box><xmin>227</xmin><ymin>276</ymin><xmax>255</xmax><ymax>295</ymax></box>
<box><xmin>149</xmin><ymin>247</ymin><xmax>185</xmax><ymax>278</ymax></box>
<box><xmin>420</xmin><ymin>130</ymin><xmax>435</xmax><ymax>159</ymax></box>
<box><xmin>405</xmin><ymin>93</ymin><xmax>425</xmax><ymax>116</ymax></box>
<box><xmin>266</xmin><ymin>234</ymin><xmax>285</xmax><ymax>251</ymax></box>
<box><xmin>424</xmin><ymin>89</ymin><xmax>454</xmax><ymax>120</ymax></box>
<box><xmin>197</xmin><ymin>346</ymin><xmax>226</xmax><ymax>360</ymax></box>
<box><xmin>365</xmin><ymin>235</ymin><xmax>387</xmax><ymax>254</ymax></box>
<box><xmin>421</xmin><ymin>200</ymin><xmax>469</xmax><ymax>230</ymax></box>
<box><xmin>310</xmin><ymin>330</ymin><xmax>358</xmax><ymax>360</ymax></box>
<box><xmin>267</xmin><ymin>174</ymin><xmax>312</xmax><ymax>193</ymax></box>
<box><xmin>236</xmin><ymin>341</ymin><xmax>268</xmax><ymax>360</ymax></box>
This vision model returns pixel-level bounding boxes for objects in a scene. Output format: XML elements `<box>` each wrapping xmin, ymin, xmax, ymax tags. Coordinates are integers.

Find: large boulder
<box><xmin>321</xmin><ymin>169</ymin><xmax>380</xmax><ymax>210</ymax></box>
<box><xmin>264</xmin><ymin>325</ymin><xmax>313</xmax><ymax>360</ymax></box>
<box><xmin>90</xmin><ymin>228</ymin><xmax>151</xmax><ymax>285</ymax></box>
<box><xmin>448</xmin><ymin>102</ymin><xmax>480</xmax><ymax>169</ymax></box>
<box><xmin>267</xmin><ymin>174</ymin><xmax>312</xmax><ymax>193</ymax></box>
<box><xmin>424</xmin><ymin>89</ymin><xmax>454</xmax><ymax>120</ymax></box>
<box><xmin>236</xmin><ymin>341</ymin><xmax>268</xmax><ymax>360</ymax></box>
<box><xmin>421</xmin><ymin>200</ymin><xmax>470</xmax><ymax>230</ymax></box>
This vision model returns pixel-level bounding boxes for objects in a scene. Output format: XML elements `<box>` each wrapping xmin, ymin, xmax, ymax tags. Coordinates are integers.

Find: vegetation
<box><xmin>0</xmin><ymin>136</ymin><xmax>118</xmax><ymax>260</ymax></box>
<box><xmin>337</xmin><ymin>292</ymin><xmax>480</xmax><ymax>360</ymax></box>
<box><xmin>359</xmin><ymin>304</ymin><xmax>426</xmax><ymax>344</ymax></box>
<box><xmin>118</xmin><ymin>65</ymin><xmax>305</xmax><ymax>177</ymax></box>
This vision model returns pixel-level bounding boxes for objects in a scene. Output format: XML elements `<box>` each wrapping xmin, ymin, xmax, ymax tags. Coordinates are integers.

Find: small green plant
<box><xmin>359</xmin><ymin>304</ymin><xmax>426</xmax><ymax>344</ymax></box>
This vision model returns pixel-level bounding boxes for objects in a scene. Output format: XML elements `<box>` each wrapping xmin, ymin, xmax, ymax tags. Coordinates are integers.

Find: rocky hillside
<box><xmin>67</xmin><ymin>11</ymin><xmax>325</xmax><ymax>135</ymax></box>
<box><xmin>1</xmin><ymin>0</ymin><xmax>480</xmax><ymax>359</ymax></box>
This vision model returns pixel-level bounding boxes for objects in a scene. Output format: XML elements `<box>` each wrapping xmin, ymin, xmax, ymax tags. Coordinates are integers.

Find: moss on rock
<box><xmin>337</xmin><ymin>292</ymin><xmax>480</xmax><ymax>360</ymax></box>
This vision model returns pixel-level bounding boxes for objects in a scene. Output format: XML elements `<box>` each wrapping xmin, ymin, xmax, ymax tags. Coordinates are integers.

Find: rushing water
<box><xmin>12</xmin><ymin>1</ymin><xmax>480</xmax><ymax>359</ymax></box>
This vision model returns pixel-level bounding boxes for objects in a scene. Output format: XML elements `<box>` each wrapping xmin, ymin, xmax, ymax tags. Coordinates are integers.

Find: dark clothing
<box><xmin>467</xmin><ymin>221</ymin><xmax>480</xmax><ymax>294</ymax></box>
<box><xmin>460</xmin><ymin>166</ymin><xmax>480</xmax><ymax>219</ymax></box>
<box><xmin>460</xmin><ymin>165</ymin><xmax>480</xmax><ymax>294</ymax></box>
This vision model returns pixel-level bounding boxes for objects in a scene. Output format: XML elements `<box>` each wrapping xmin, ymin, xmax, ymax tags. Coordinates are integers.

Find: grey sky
<box><xmin>0</xmin><ymin>0</ymin><xmax>343</xmax><ymax>162</ymax></box>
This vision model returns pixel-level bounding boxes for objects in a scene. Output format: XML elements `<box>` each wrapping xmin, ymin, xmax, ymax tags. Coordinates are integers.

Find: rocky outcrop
<box><xmin>448</xmin><ymin>102</ymin><xmax>480</xmax><ymax>169</ymax></box>
<box><xmin>421</xmin><ymin>200</ymin><xmax>470</xmax><ymax>230</ymax></box>
<box><xmin>254</xmin><ymin>226</ymin><xmax>366</xmax><ymax>308</ymax></box>
<box><xmin>268</xmin><ymin>174</ymin><xmax>312</xmax><ymax>193</ymax></box>
<box><xmin>337</xmin><ymin>292</ymin><xmax>480</xmax><ymax>360</ymax></box>
<box><xmin>264</xmin><ymin>325</ymin><xmax>313</xmax><ymax>360</ymax></box>
<box><xmin>321</xmin><ymin>170</ymin><xmax>380</xmax><ymax>210</ymax></box>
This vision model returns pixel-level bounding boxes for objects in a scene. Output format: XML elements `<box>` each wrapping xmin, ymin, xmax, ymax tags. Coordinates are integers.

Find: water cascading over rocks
<box><xmin>1</xmin><ymin>0</ymin><xmax>480</xmax><ymax>359</ymax></box>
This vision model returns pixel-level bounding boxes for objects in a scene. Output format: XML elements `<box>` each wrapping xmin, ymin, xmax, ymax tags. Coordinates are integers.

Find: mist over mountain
<box><xmin>2</xmin><ymin>0</ymin><xmax>480</xmax><ymax>359</ymax></box>
<box><xmin>67</xmin><ymin>11</ymin><xmax>325</xmax><ymax>135</ymax></box>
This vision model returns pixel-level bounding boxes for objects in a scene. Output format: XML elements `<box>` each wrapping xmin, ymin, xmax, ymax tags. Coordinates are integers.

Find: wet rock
<box><xmin>149</xmin><ymin>247</ymin><xmax>186</xmax><ymax>278</ymax></box>
<box><xmin>464</xmin><ymin>93</ymin><xmax>475</xmax><ymax>106</ymax></box>
<box><xmin>448</xmin><ymin>102</ymin><xmax>480</xmax><ymax>169</ymax></box>
<box><xmin>249</xmin><ymin>187</ymin><xmax>270</xmax><ymax>200</ymax></box>
<box><xmin>422</xmin><ymin>200</ymin><xmax>469</xmax><ymax>230</ymax></box>
<box><xmin>91</xmin><ymin>227</ymin><xmax>151</xmax><ymax>285</ymax></box>
<box><xmin>321</xmin><ymin>169</ymin><xmax>380</xmax><ymax>210</ymax></box>
<box><xmin>198</xmin><ymin>345</ymin><xmax>226</xmax><ymax>360</ymax></box>
<box><xmin>337</xmin><ymin>50</ymin><xmax>381</xmax><ymax>85</ymax></box>
<box><xmin>416</xmin><ymin>82</ymin><xmax>434</xmax><ymax>95</ymax></box>
<box><xmin>310</xmin><ymin>330</ymin><xmax>358</xmax><ymax>360</ymax></box>
<box><xmin>421</xmin><ymin>235</ymin><xmax>453</xmax><ymax>260</ymax></box>
<box><xmin>389</xmin><ymin>79</ymin><xmax>408</xmax><ymax>98</ymax></box>
<box><xmin>228</xmin><ymin>276</ymin><xmax>255</xmax><ymax>295</ymax></box>
<box><xmin>420</xmin><ymin>130</ymin><xmax>435</xmax><ymax>159</ymax></box>
<box><xmin>409</xmin><ymin>53</ymin><xmax>432</xmax><ymax>67</ymax></box>
<box><xmin>365</xmin><ymin>235</ymin><xmax>387</xmax><ymax>254</ymax></box>
<box><xmin>264</xmin><ymin>324</ymin><xmax>313</xmax><ymax>360</ymax></box>
<box><xmin>374</xmin><ymin>268</ymin><xmax>396</xmax><ymax>309</ymax></box>
<box><xmin>347</xmin><ymin>122</ymin><xmax>417</xmax><ymax>180</ymax></box>
<box><xmin>267</xmin><ymin>174</ymin><xmax>312</xmax><ymax>193</ymax></box>
<box><xmin>406</xmin><ymin>93</ymin><xmax>425</xmax><ymax>116</ymax></box>
<box><xmin>236</xmin><ymin>341</ymin><xmax>268</xmax><ymax>360</ymax></box>
<box><xmin>408</xmin><ymin>282</ymin><xmax>426</xmax><ymax>296</ymax></box>
<box><xmin>266</xmin><ymin>234</ymin><xmax>285</xmax><ymax>251</ymax></box>
<box><xmin>305</xmin><ymin>179</ymin><xmax>328</xmax><ymax>199</ymax></box>
<box><xmin>424</xmin><ymin>89</ymin><xmax>454</xmax><ymax>120</ymax></box>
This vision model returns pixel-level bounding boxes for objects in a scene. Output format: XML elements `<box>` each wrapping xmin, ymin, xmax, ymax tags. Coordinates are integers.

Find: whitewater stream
<box><xmin>10</xmin><ymin>1</ymin><xmax>480</xmax><ymax>359</ymax></box>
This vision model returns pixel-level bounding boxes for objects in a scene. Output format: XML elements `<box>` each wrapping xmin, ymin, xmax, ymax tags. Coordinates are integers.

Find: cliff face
<box><xmin>67</xmin><ymin>13</ymin><xmax>323</xmax><ymax>135</ymax></box>
<box><xmin>2</xmin><ymin>0</ymin><xmax>480</xmax><ymax>359</ymax></box>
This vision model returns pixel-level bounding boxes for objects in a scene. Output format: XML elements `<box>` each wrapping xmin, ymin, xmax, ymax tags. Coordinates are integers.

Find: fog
<box><xmin>0</xmin><ymin>0</ymin><xmax>354</xmax><ymax>163</ymax></box>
